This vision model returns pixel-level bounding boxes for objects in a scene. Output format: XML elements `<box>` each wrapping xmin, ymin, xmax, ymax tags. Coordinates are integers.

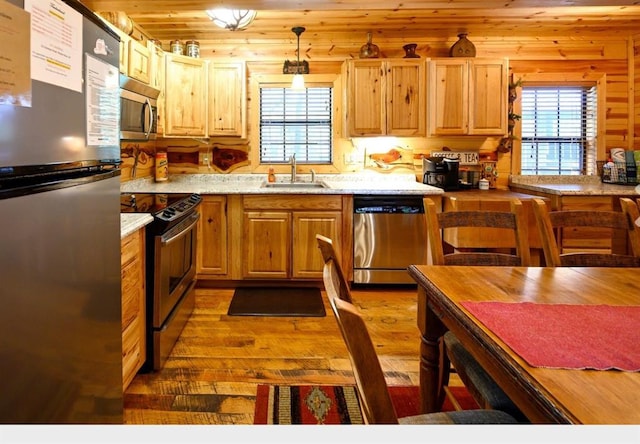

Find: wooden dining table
<box><xmin>407</xmin><ymin>265</ymin><xmax>640</xmax><ymax>424</ymax></box>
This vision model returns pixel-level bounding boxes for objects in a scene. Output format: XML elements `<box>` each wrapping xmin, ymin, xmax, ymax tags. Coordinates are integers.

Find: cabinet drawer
<box><xmin>244</xmin><ymin>194</ymin><xmax>342</xmax><ymax>211</ymax></box>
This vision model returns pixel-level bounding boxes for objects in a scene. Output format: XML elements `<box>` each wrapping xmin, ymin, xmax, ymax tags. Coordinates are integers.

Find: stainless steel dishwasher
<box><xmin>353</xmin><ymin>195</ymin><xmax>428</xmax><ymax>284</ymax></box>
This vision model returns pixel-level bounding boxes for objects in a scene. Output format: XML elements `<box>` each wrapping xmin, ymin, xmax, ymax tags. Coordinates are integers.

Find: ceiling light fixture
<box><xmin>206</xmin><ymin>8</ymin><xmax>257</xmax><ymax>31</ymax></box>
<box><xmin>291</xmin><ymin>26</ymin><xmax>306</xmax><ymax>90</ymax></box>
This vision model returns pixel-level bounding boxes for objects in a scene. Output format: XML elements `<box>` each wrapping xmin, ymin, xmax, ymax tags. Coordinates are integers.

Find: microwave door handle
<box><xmin>143</xmin><ymin>98</ymin><xmax>153</xmax><ymax>139</ymax></box>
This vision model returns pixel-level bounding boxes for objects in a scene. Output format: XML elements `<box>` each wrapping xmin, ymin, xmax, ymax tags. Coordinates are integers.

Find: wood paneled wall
<box><xmin>635</xmin><ymin>35</ymin><xmax>640</xmax><ymax>151</ymax></box>
<box><xmin>123</xmin><ymin>35</ymin><xmax>638</xmax><ymax>188</ymax></box>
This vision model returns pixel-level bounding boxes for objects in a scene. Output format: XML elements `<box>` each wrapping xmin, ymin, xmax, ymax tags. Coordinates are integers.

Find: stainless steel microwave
<box><xmin>120</xmin><ymin>74</ymin><xmax>160</xmax><ymax>140</ymax></box>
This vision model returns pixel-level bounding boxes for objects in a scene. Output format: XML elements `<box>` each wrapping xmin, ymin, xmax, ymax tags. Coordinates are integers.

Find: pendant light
<box><xmin>291</xmin><ymin>26</ymin><xmax>306</xmax><ymax>90</ymax></box>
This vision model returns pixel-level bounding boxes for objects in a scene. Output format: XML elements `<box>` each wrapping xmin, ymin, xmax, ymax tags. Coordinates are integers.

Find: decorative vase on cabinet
<box><xmin>449</xmin><ymin>33</ymin><xmax>476</xmax><ymax>57</ymax></box>
<box><xmin>403</xmin><ymin>43</ymin><xmax>420</xmax><ymax>58</ymax></box>
<box><xmin>359</xmin><ymin>32</ymin><xmax>380</xmax><ymax>59</ymax></box>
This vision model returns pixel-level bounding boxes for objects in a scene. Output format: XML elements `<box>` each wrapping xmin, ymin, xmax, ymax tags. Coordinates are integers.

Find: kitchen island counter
<box><xmin>509</xmin><ymin>175</ymin><xmax>640</xmax><ymax>196</ymax></box>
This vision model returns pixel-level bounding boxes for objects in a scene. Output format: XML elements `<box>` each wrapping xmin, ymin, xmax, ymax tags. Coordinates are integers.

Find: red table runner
<box><xmin>460</xmin><ymin>302</ymin><xmax>640</xmax><ymax>371</ymax></box>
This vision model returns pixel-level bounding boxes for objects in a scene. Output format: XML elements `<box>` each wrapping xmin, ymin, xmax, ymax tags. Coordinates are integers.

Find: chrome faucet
<box><xmin>289</xmin><ymin>154</ymin><xmax>296</xmax><ymax>183</ymax></box>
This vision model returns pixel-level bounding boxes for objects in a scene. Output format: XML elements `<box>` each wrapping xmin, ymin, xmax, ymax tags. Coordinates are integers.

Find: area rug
<box><xmin>227</xmin><ymin>287</ymin><xmax>326</xmax><ymax>317</ymax></box>
<box><xmin>461</xmin><ymin>301</ymin><xmax>640</xmax><ymax>371</ymax></box>
<box><xmin>253</xmin><ymin>385</ymin><xmax>478</xmax><ymax>424</ymax></box>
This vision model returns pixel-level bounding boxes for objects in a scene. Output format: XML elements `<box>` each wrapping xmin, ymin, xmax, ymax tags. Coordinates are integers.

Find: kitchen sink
<box><xmin>261</xmin><ymin>181</ymin><xmax>329</xmax><ymax>189</ymax></box>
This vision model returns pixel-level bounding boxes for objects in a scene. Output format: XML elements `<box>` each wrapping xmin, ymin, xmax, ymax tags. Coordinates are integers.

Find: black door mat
<box><xmin>227</xmin><ymin>287</ymin><xmax>326</xmax><ymax>317</ymax></box>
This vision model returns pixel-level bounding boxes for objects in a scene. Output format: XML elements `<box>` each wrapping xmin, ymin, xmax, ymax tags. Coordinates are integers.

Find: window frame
<box><xmin>250</xmin><ymin>74</ymin><xmax>342</xmax><ymax>174</ymax></box>
<box><xmin>520</xmin><ymin>85</ymin><xmax>596</xmax><ymax>175</ymax></box>
<box><xmin>511</xmin><ymin>73</ymin><xmax>606</xmax><ymax>176</ymax></box>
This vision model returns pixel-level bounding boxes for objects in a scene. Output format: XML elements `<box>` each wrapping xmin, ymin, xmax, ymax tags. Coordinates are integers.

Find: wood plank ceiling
<box><xmin>81</xmin><ymin>1</ymin><xmax>640</xmax><ymax>60</ymax></box>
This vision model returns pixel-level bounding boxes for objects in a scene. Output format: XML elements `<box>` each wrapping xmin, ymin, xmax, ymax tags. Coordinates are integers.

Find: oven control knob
<box><xmin>162</xmin><ymin>208</ymin><xmax>175</xmax><ymax>218</ymax></box>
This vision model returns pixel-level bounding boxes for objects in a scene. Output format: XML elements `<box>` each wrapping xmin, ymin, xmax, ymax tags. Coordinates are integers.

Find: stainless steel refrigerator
<box><xmin>0</xmin><ymin>0</ymin><xmax>123</xmax><ymax>423</ymax></box>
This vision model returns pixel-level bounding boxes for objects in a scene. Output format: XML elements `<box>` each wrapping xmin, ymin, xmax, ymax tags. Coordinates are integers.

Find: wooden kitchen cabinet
<box><xmin>243</xmin><ymin>211</ymin><xmax>291</xmax><ymax>279</ymax></box>
<box><xmin>208</xmin><ymin>61</ymin><xmax>247</xmax><ymax>137</ymax></box>
<box><xmin>148</xmin><ymin>41</ymin><xmax>165</xmax><ymax>91</ymax></box>
<box><xmin>164</xmin><ymin>53</ymin><xmax>207</xmax><ymax>137</ymax></box>
<box><xmin>127</xmin><ymin>39</ymin><xmax>151</xmax><ymax>84</ymax></box>
<box><xmin>242</xmin><ymin>195</ymin><xmax>343</xmax><ymax>279</ymax></box>
<box><xmin>292</xmin><ymin>211</ymin><xmax>342</xmax><ymax>278</ymax></box>
<box><xmin>121</xmin><ymin>228</ymin><xmax>146</xmax><ymax>391</ymax></box>
<box><xmin>118</xmin><ymin>32</ymin><xmax>129</xmax><ymax>75</ymax></box>
<box><xmin>343</xmin><ymin>59</ymin><xmax>425</xmax><ymax>137</ymax></box>
<box><xmin>428</xmin><ymin>58</ymin><xmax>508</xmax><ymax>136</ymax></box>
<box><xmin>197</xmin><ymin>196</ymin><xmax>229</xmax><ymax>278</ymax></box>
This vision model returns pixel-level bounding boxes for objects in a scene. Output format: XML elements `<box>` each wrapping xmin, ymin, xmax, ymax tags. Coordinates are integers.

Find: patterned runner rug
<box><xmin>253</xmin><ymin>384</ymin><xmax>478</xmax><ymax>424</ymax></box>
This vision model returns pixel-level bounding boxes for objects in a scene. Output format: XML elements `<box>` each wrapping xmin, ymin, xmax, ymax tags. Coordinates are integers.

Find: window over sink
<box><xmin>250</xmin><ymin>74</ymin><xmax>340</xmax><ymax>172</ymax></box>
<box><xmin>259</xmin><ymin>86</ymin><xmax>333</xmax><ymax>164</ymax></box>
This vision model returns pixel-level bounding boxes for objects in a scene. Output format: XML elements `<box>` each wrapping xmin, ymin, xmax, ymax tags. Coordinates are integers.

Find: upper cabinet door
<box><xmin>468</xmin><ymin>59</ymin><xmax>508</xmax><ymax>135</ymax></box>
<box><xmin>208</xmin><ymin>61</ymin><xmax>247</xmax><ymax>138</ymax></box>
<box><xmin>344</xmin><ymin>60</ymin><xmax>386</xmax><ymax>136</ymax></box>
<box><xmin>164</xmin><ymin>54</ymin><xmax>208</xmax><ymax>137</ymax></box>
<box><xmin>428</xmin><ymin>58</ymin><xmax>508</xmax><ymax>136</ymax></box>
<box><xmin>428</xmin><ymin>59</ymin><xmax>469</xmax><ymax>135</ymax></box>
<box><xmin>344</xmin><ymin>59</ymin><xmax>426</xmax><ymax>137</ymax></box>
<box><xmin>386</xmin><ymin>60</ymin><xmax>426</xmax><ymax>136</ymax></box>
<box><xmin>128</xmin><ymin>39</ymin><xmax>151</xmax><ymax>84</ymax></box>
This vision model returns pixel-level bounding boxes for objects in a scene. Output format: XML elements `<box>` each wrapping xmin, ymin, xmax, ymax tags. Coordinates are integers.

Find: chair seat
<box><xmin>444</xmin><ymin>331</ymin><xmax>527</xmax><ymax>422</ymax></box>
<box><xmin>399</xmin><ymin>409</ymin><xmax>519</xmax><ymax>425</ymax></box>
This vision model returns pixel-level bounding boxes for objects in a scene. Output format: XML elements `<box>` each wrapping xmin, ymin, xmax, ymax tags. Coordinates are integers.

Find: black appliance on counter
<box><xmin>121</xmin><ymin>193</ymin><xmax>202</xmax><ymax>371</ymax></box>
<box><xmin>422</xmin><ymin>157</ymin><xmax>460</xmax><ymax>191</ymax></box>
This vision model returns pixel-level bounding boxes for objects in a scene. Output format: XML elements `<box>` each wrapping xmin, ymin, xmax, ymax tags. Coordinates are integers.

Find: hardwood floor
<box><xmin>123</xmin><ymin>285</ymin><xmax>459</xmax><ymax>424</ymax></box>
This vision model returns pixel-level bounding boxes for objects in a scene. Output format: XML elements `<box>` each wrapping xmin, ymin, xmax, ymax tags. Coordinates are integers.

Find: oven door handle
<box><xmin>161</xmin><ymin>212</ymin><xmax>200</xmax><ymax>246</ymax></box>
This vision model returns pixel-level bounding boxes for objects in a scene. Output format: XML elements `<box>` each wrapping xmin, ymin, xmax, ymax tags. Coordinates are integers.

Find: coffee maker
<box><xmin>422</xmin><ymin>157</ymin><xmax>460</xmax><ymax>190</ymax></box>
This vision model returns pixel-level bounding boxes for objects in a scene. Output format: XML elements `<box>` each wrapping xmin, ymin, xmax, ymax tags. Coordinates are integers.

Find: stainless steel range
<box><xmin>121</xmin><ymin>193</ymin><xmax>201</xmax><ymax>371</ymax></box>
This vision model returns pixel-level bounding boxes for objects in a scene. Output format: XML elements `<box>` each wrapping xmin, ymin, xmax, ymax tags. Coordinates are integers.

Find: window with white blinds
<box><xmin>259</xmin><ymin>86</ymin><xmax>333</xmax><ymax>164</ymax></box>
<box><xmin>520</xmin><ymin>86</ymin><xmax>597</xmax><ymax>175</ymax></box>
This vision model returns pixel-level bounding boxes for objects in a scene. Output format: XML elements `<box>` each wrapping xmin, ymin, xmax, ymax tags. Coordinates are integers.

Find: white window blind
<box><xmin>259</xmin><ymin>87</ymin><xmax>332</xmax><ymax>164</ymax></box>
<box><xmin>521</xmin><ymin>86</ymin><xmax>597</xmax><ymax>175</ymax></box>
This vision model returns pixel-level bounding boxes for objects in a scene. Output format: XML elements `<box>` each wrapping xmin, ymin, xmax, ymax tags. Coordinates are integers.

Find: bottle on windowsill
<box><xmin>268</xmin><ymin>167</ymin><xmax>276</xmax><ymax>183</ymax></box>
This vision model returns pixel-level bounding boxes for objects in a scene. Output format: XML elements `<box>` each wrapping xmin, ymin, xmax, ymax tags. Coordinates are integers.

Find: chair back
<box><xmin>532</xmin><ymin>197</ymin><xmax>640</xmax><ymax>267</ymax></box>
<box><xmin>423</xmin><ymin>198</ymin><xmax>531</xmax><ymax>266</ymax></box>
<box><xmin>325</xmin><ymin>289</ymin><xmax>399</xmax><ymax>424</ymax></box>
<box><xmin>316</xmin><ymin>234</ymin><xmax>352</xmax><ymax>303</ymax></box>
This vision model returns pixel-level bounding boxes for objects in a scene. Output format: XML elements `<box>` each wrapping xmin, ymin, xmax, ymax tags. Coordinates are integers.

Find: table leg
<box><xmin>416</xmin><ymin>285</ymin><xmax>446</xmax><ymax>413</ymax></box>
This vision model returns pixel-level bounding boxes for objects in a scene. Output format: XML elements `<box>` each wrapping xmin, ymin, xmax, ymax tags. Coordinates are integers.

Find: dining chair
<box><xmin>422</xmin><ymin>197</ymin><xmax>529</xmax><ymax>421</ymax></box>
<box><xmin>423</xmin><ymin>197</ymin><xmax>531</xmax><ymax>266</ymax></box>
<box><xmin>323</xmin><ymin>264</ymin><xmax>519</xmax><ymax>425</ymax></box>
<box><xmin>532</xmin><ymin>197</ymin><xmax>640</xmax><ymax>267</ymax></box>
<box><xmin>316</xmin><ymin>234</ymin><xmax>352</xmax><ymax>303</ymax></box>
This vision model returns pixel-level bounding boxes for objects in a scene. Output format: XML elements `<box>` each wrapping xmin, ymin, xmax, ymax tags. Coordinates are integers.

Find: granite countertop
<box><xmin>509</xmin><ymin>175</ymin><xmax>640</xmax><ymax>196</ymax></box>
<box><xmin>121</xmin><ymin>213</ymin><xmax>153</xmax><ymax>239</ymax></box>
<box><xmin>120</xmin><ymin>172</ymin><xmax>445</xmax><ymax>196</ymax></box>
